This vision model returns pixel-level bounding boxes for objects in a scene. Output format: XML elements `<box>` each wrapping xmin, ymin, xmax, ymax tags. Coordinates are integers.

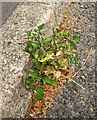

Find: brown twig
<box><xmin>72</xmin><ymin>48</ymin><xmax>92</xmax><ymax>78</ymax></box>
<box><xmin>69</xmin><ymin>48</ymin><xmax>92</xmax><ymax>90</ymax></box>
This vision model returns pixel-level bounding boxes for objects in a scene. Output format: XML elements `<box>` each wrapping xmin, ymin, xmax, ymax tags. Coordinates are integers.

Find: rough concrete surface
<box><xmin>0</xmin><ymin>2</ymin><xmax>58</xmax><ymax>118</ymax></box>
<box><xmin>2</xmin><ymin>2</ymin><xmax>19</xmax><ymax>25</ymax></box>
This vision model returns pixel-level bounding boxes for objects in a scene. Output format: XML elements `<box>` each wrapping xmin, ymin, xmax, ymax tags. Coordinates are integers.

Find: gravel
<box><xmin>46</xmin><ymin>2</ymin><xmax>96</xmax><ymax>119</ymax></box>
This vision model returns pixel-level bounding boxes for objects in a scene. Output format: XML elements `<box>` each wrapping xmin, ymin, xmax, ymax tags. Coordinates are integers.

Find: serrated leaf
<box><xmin>73</xmin><ymin>52</ymin><xmax>78</xmax><ymax>64</ymax></box>
<box><xmin>38</xmin><ymin>23</ymin><xmax>45</xmax><ymax>30</ymax></box>
<box><xmin>45</xmin><ymin>66</ymin><xmax>53</xmax><ymax>71</ymax></box>
<box><xmin>42</xmin><ymin>38</ymin><xmax>50</xmax><ymax>47</ymax></box>
<box><xmin>28</xmin><ymin>71</ymin><xmax>41</xmax><ymax>81</ymax></box>
<box><xmin>25</xmin><ymin>41</ymin><xmax>33</xmax><ymax>53</ymax></box>
<box><xmin>69</xmin><ymin>40</ymin><xmax>76</xmax><ymax>51</ymax></box>
<box><xmin>25</xmin><ymin>79</ymin><xmax>32</xmax><ymax>85</ymax></box>
<box><xmin>50</xmin><ymin>79</ymin><xmax>57</xmax><ymax>86</ymax></box>
<box><xmin>64</xmin><ymin>30</ymin><xmax>70</xmax><ymax>37</ymax></box>
<box><xmin>42</xmin><ymin>36</ymin><xmax>54</xmax><ymax>47</ymax></box>
<box><xmin>66</xmin><ymin>54</ymin><xmax>72</xmax><ymax>64</ymax></box>
<box><xmin>42</xmin><ymin>76</ymin><xmax>50</xmax><ymax>85</ymax></box>
<box><xmin>36</xmin><ymin>87</ymin><xmax>44</xmax><ymax>101</ymax></box>
<box><xmin>42</xmin><ymin>76</ymin><xmax>57</xmax><ymax>86</ymax></box>
<box><xmin>32</xmin><ymin>59</ymin><xmax>42</xmax><ymax>68</ymax></box>
<box><xmin>73</xmin><ymin>35</ymin><xmax>80</xmax><ymax>43</ymax></box>
<box><xmin>32</xmin><ymin>85</ymin><xmax>36</xmax><ymax>91</ymax></box>
<box><xmin>53</xmin><ymin>43</ymin><xmax>57</xmax><ymax>54</ymax></box>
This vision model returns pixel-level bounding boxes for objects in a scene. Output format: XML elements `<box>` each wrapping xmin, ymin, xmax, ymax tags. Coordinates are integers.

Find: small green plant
<box><xmin>25</xmin><ymin>23</ymin><xmax>80</xmax><ymax>101</ymax></box>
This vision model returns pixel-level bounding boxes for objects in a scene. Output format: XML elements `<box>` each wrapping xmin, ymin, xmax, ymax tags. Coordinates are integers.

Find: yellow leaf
<box><xmin>38</xmin><ymin>53</ymin><xmax>53</xmax><ymax>62</ymax></box>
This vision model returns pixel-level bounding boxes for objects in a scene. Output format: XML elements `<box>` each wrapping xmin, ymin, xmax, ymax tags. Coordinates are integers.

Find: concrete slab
<box><xmin>2</xmin><ymin>2</ymin><xmax>18</xmax><ymax>25</ymax></box>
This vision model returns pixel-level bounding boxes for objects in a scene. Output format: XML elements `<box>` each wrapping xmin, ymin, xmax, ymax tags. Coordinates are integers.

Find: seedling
<box><xmin>24</xmin><ymin>23</ymin><xmax>80</xmax><ymax>101</ymax></box>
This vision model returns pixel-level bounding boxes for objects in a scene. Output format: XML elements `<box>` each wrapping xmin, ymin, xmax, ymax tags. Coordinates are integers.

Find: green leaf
<box><xmin>64</xmin><ymin>30</ymin><xmax>70</xmax><ymax>37</ymax></box>
<box><xmin>66</xmin><ymin>54</ymin><xmax>72</xmax><ymax>64</ymax></box>
<box><xmin>42</xmin><ymin>36</ymin><xmax>54</xmax><ymax>47</ymax></box>
<box><xmin>42</xmin><ymin>38</ymin><xmax>50</xmax><ymax>47</ymax></box>
<box><xmin>55</xmin><ymin>57</ymin><xmax>63</xmax><ymax>68</ymax></box>
<box><xmin>73</xmin><ymin>35</ymin><xmax>80</xmax><ymax>43</ymax></box>
<box><xmin>50</xmin><ymin>79</ymin><xmax>58</xmax><ymax>86</ymax></box>
<box><xmin>32</xmin><ymin>59</ymin><xmax>42</xmax><ymax>68</ymax></box>
<box><xmin>48</xmin><ymin>35</ymin><xmax>54</xmax><ymax>40</ymax></box>
<box><xmin>45</xmin><ymin>66</ymin><xmax>53</xmax><ymax>71</ymax></box>
<box><xmin>36</xmin><ymin>87</ymin><xmax>44</xmax><ymax>101</ymax></box>
<box><xmin>53</xmin><ymin>43</ymin><xmax>57</xmax><ymax>54</ymax></box>
<box><xmin>35</xmin><ymin>49</ymin><xmax>46</xmax><ymax>60</ymax></box>
<box><xmin>63</xmin><ymin>44</ymin><xmax>68</xmax><ymax>51</ymax></box>
<box><xmin>28</xmin><ymin>71</ymin><xmax>41</xmax><ymax>81</ymax></box>
<box><xmin>25</xmin><ymin>79</ymin><xmax>32</xmax><ymax>85</ymax></box>
<box><xmin>42</xmin><ymin>76</ymin><xmax>57</xmax><ymax>86</ymax></box>
<box><xmin>32</xmin><ymin>85</ymin><xmax>36</xmax><ymax>91</ymax></box>
<box><xmin>26</xmin><ymin>31</ymin><xmax>31</xmax><ymax>38</ymax></box>
<box><xmin>25</xmin><ymin>41</ymin><xmax>33</xmax><ymax>53</ymax></box>
<box><xmin>34</xmin><ymin>29</ymin><xmax>38</xmax><ymax>33</ymax></box>
<box><xmin>60</xmin><ymin>30</ymin><xmax>65</xmax><ymax>36</ymax></box>
<box><xmin>52</xmin><ymin>27</ymin><xmax>58</xmax><ymax>33</ymax></box>
<box><xmin>32</xmin><ymin>43</ymin><xmax>39</xmax><ymax>49</ymax></box>
<box><xmin>32</xmin><ymin>33</ymin><xmax>37</xmax><ymax>38</ymax></box>
<box><xmin>42</xmin><ymin>76</ymin><xmax>50</xmax><ymax>85</ymax></box>
<box><xmin>60</xmin><ymin>40</ymin><xmax>68</xmax><ymax>51</ymax></box>
<box><xmin>56</xmin><ymin>32</ymin><xmax>61</xmax><ymax>37</ymax></box>
<box><xmin>73</xmin><ymin>52</ymin><xmax>78</xmax><ymax>64</ymax></box>
<box><xmin>60</xmin><ymin>39</ymin><xmax>66</xmax><ymax>45</ymax></box>
<box><xmin>69</xmin><ymin>40</ymin><xmax>76</xmax><ymax>51</ymax></box>
<box><xmin>38</xmin><ymin>23</ymin><xmax>45</xmax><ymax>30</ymax></box>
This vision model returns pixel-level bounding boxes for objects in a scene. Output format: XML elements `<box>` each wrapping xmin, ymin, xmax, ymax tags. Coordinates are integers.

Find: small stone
<box><xmin>4</xmin><ymin>59</ymin><xmax>7</xmax><ymax>65</ymax></box>
<box><xmin>16</xmin><ymin>72</ymin><xmax>23</xmax><ymax>78</ymax></box>
<box><xmin>10</xmin><ymin>65</ymin><xmax>15</xmax><ymax>72</ymax></box>
<box><xmin>4</xmin><ymin>84</ymin><xmax>9</xmax><ymax>89</ymax></box>
<box><xmin>80</xmin><ymin>5</ymin><xmax>84</xmax><ymax>8</ymax></box>
<box><xmin>7</xmin><ymin>41</ymin><xmax>12</xmax><ymax>45</ymax></box>
<box><xmin>62</xmin><ymin>99</ymin><xmax>65</xmax><ymax>104</ymax></box>
<box><xmin>81</xmin><ymin>75</ymin><xmax>85</xmax><ymax>79</ymax></box>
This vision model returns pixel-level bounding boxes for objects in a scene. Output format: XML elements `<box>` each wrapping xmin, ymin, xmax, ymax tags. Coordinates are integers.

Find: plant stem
<box><xmin>72</xmin><ymin>48</ymin><xmax>92</xmax><ymax>78</ymax></box>
<box><xmin>69</xmin><ymin>79</ymin><xmax>86</xmax><ymax>90</ymax></box>
<box><xmin>38</xmin><ymin>30</ymin><xmax>47</xmax><ymax>51</ymax></box>
<box><xmin>68</xmin><ymin>48</ymin><xmax>92</xmax><ymax>90</ymax></box>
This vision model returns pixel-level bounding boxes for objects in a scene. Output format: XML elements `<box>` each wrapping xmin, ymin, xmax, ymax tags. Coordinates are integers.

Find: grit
<box><xmin>46</xmin><ymin>2</ymin><xmax>96</xmax><ymax>119</ymax></box>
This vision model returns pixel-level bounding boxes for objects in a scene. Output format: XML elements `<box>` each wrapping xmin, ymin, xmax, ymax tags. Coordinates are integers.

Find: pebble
<box><xmin>80</xmin><ymin>5</ymin><xmax>84</xmax><ymax>8</ymax></box>
<box><xmin>81</xmin><ymin>75</ymin><xmax>85</xmax><ymax>80</ymax></box>
<box><xmin>4</xmin><ymin>84</ymin><xmax>9</xmax><ymax>89</ymax></box>
<box><xmin>3</xmin><ymin>59</ymin><xmax>7</xmax><ymax>65</ymax></box>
